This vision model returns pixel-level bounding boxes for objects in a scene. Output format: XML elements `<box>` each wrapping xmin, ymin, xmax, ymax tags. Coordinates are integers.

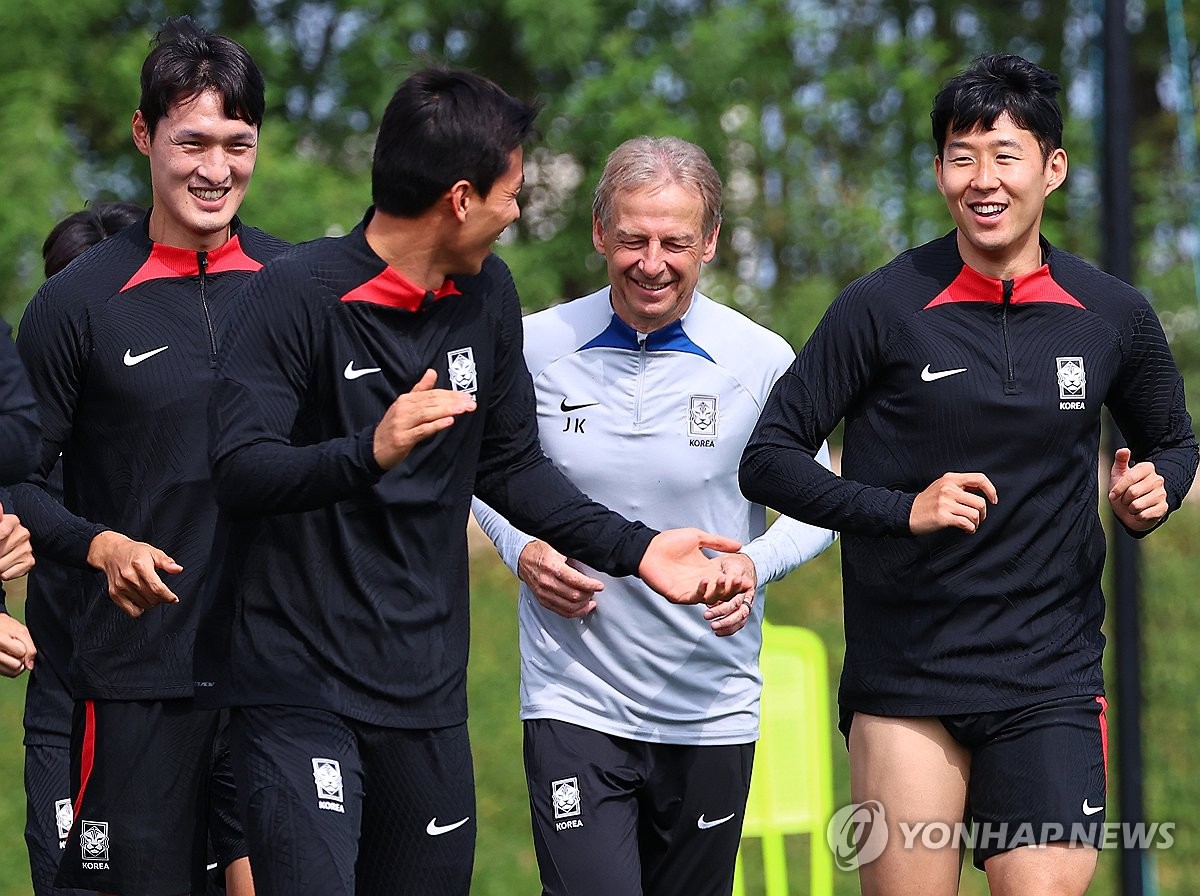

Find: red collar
<box><xmin>341</xmin><ymin>267</ymin><xmax>462</xmax><ymax>311</ymax></box>
<box><xmin>924</xmin><ymin>263</ymin><xmax>1082</xmax><ymax>309</ymax></box>
<box><xmin>121</xmin><ymin>234</ymin><xmax>262</xmax><ymax>292</ymax></box>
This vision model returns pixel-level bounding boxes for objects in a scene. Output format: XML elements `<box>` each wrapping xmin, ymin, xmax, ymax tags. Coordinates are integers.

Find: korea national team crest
<box><xmin>80</xmin><ymin>819</ymin><xmax>110</xmax><ymax>869</ymax></box>
<box><xmin>447</xmin><ymin>347</ymin><xmax>478</xmax><ymax>394</ymax></box>
<box><xmin>313</xmin><ymin>758</ymin><xmax>346</xmax><ymax>813</ymax></box>
<box><xmin>689</xmin><ymin>394</ymin><xmax>718</xmax><ymax>447</ymax></box>
<box><xmin>551</xmin><ymin>776</ymin><xmax>583</xmax><ymax>830</ymax></box>
<box><xmin>55</xmin><ymin>798</ymin><xmax>73</xmax><ymax>848</ymax></box>
<box><xmin>1056</xmin><ymin>356</ymin><xmax>1086</xmax><ymax>410</ymax></box>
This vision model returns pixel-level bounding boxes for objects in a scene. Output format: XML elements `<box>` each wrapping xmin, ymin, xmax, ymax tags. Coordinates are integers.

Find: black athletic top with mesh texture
<box><xmin>14</xmin><ymin>213</ymin><xmax>290</xmax><ymax>701</ymax></box>
<box><xmin>194</xmin><ymin>209</ymin><xmax>656</xmax><ymax>728</ymax></box>
<box><xmin>741</xmin><ymin>231</ymin><xmax>1198</xmax><ymax>717</ymax></box>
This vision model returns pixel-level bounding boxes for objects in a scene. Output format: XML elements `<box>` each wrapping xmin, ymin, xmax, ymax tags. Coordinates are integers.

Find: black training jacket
<box><xmin>195</xmin><ymin>209</ymin><xmax>656</xmax><ymax>728</ymax></box>
<box><xmin>741</xmin><ymin>231</ymin><xmax>1198</xmax><ymax>718</ymax></box>
<box><xmin>14</xmin><ymin>213</ymin><xmax>290</xmax><ymax>701</ymax></box>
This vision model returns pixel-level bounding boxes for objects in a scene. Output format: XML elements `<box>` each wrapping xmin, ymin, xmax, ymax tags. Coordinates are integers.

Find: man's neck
<box><xmin>365</xmin><ymin>207</ymin><xmax>450</xmax><ymax>291</ymax></box>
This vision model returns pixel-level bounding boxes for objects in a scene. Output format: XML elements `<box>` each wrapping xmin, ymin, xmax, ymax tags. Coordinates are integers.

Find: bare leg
<box><xmin>849</xmin><ymin>714</ymin><xmax>971</xmax><ymax>896</ymax></box>
<box><xmin>224</xmin><ymin>856</ymin><xmax>255</xmax><ymax>896</ymax></box>
<box><xmin>985</xmin><ymin>843</ymin><xmax>1097</xmax><ymax>896</ymax></box>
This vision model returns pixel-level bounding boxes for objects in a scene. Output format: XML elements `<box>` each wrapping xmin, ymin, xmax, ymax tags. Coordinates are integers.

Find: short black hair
<box><xmin>138</xmin><ymin>16</ymin><xmax>265</xmax><ymax>138</ymax></box>
<box><xmin>931</xmin><ymin>53</ymin><xmax>1063</xmax><ymax>160</ymax></box>
<box><xmin>371</xmin><ymin>67</ymin><xmax>539</xmax><ymax>217</ymax></box>
<box><xmin>42</xmin><ymin>202</ymin><xmax>145</xmax><ymax>277</ymax></box>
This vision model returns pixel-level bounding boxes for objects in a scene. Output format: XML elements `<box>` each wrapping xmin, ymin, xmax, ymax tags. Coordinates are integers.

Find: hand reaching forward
<box><xmin>0</xmin><ymin>509</ymin><xmax>34</xmax><ymax>580</ymax></box>
<box><xmin>0</xmin><ymin>612</ymin><xmax>35</xmax><ymax>677</ymax></box>
<box><xmin>373</xmin><ymin>369</ymin><xmax>477</xmax><ymax>470</ymax></box>
<box><xmin>910</xmin><ymin>472</ymin><xmax>998</xmax><ymax>535</ymax></box>
<box><xmin>638</xmin><ymin>528</ymin><xmax>749</xmax><ymax>606</ymax></box>
<box><xmin>702</xmin><ymin>552</ymin><xmax>757</xmax><ymax>637</ymax></box>
<box><xmin>1108</xmin><ymin>448</ymin><xmax>1168</xmax><ymax>532</ymax></box>
<box><xmin>518</xmin><ymin>540</ymin><xmax>604</xmax><ymax>619</ymax></box>
<box><xmin>87</xmin><ymin>530</ymin><xmax>182</xmax><ymax>618</ymax></box>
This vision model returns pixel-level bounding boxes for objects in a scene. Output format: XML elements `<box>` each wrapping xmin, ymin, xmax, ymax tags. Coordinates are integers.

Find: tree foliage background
<box><xmin>3</xmin><ymin>0</ymin><xmax>1198</xmax><ymax>368</ymax></box>
<box><xmin>0</xmin><ymin>1</ymin><xmax>1198</xmax><ymax>893</ymax></box>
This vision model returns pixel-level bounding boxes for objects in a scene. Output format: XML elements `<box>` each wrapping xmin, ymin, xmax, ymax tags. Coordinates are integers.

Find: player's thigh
<box><xmin>57</xmin><ymin>698</ymin><xmax>217</xmax><ymax>896</ymax></box>
<box><xmin>24</xmin><ymin>740</ymin><xmax>93</xmax><ymax>896</ymax></box>
<box><xmin>985</xmin><ymin>842</ymin><xmax>1097</xmax><ymax>896</ymax></box>
<box><xmin>228</xmin><ymin>704</ymin><xmax>364</xmax><ymax>896</ymax></box>
<box><xmin>355</xmin><ymin>722</ymin><xmax>477</xmax><ymax>896</ymax></box>
<box><xmin>524</xmin><ymin>719</ymin><xmax>644</xmax><ymax>896</ymax></box>
<box><xmin>639</xmin><ymin>741</ymin><xmax>754</xmax><ymax>896</ymax></box>
<box><xmin>971</xmin><ymin>695</ymin><xmax>1106</xmax><ymax>886</ymax></box>
<box><xmin>847</xmin><ymin>713</ymin><xmax>970</xmax><ymax>896</ymax></box>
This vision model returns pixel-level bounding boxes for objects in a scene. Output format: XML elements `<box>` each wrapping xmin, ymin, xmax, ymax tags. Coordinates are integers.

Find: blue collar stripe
<box><xmin>580</xmin><ymin>314</ymin><xmax>714</xmax><ymax>362</ymax></box>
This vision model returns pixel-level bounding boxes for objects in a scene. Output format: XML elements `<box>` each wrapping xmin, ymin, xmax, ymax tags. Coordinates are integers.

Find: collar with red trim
<box><xmin>924</xmin><ymin>257</ymin><xmax>1082</xmax><ymax>310</ymax></box>
<box><xmin>120</xmin><ymin>221</ymin><xmax>262</xmax><ymax>292</ymax></box>
<box><xmin>341</xmin><ymin>267</ymin><xmax>461</xmax><ymax>311</ymax></box>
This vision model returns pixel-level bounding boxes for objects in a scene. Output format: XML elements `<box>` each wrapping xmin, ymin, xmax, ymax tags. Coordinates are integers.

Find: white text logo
<box><xmin>1057</xmin><ymin>356</ymin><xmax>1086</xmax><ymax>409</ymax></box>
<box><xmin>313</xmin><ymin>758</ymin><xmax>345</xmax><ymax>813</ymax></box>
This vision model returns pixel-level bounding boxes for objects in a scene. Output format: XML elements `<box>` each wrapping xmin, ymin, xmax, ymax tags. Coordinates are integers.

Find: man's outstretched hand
<box><xmin>638</xmin><ymin>528</ymin><xmax>751</xmax><ymax>606</ymax></box>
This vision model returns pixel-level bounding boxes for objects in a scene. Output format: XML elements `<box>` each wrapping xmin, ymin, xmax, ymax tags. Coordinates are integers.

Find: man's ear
<box><xmin>448</xmin><ymin>180</ymin><xmax>472</xmax><ymax>222</ymax></box>
<box><xmin>592</xmin><ymin>214</ymin><xmax>607</xmax><ymax>255</ymax></box>
<box><xmin>1044</xmin><ymin>147</ymin><xmax>1068</xmax><ymax>197</ymax></box>
<box><xmin>132</xmin><ymin>110</ymin><xmax>152</xmax><ymax>158</ymax></box>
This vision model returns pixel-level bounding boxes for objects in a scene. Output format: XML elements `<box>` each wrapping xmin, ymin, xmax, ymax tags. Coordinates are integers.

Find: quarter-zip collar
<box><xmin>120</xmin><ymin>214</ymin><xmax>261</xmax><ymax>292</ymax></box>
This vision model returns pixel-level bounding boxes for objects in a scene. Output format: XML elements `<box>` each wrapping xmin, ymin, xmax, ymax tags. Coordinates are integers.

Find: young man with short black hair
<box><xmin>741</xmin><ymin>53</ymin><xmax>1197</xmax><ymax>896</ymax></box>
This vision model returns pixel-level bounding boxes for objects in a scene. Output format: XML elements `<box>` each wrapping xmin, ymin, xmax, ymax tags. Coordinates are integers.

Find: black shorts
<box><xmin>943</xmin><ymin>694</ymin><xmax>1109</xmax><ymax>868</ymax></box>
<box><xmin>55</xmin><ymin>699</ymin><xmax>222</xmax><ymax>895</ymax></box>
<box><xmin>229</xmin><ymin>704</ymin><xmax>476</xmax><ymax>896</ymax></box>
<box><xmin>24</xmin><ymin>741</ymin><xmax>93</xmax><ymax>896</ymax></box>
<box><xmin>524</xmin><ymin>718</ymin><xmax>755</xmax><ymax>896</ymax></box>
<box><xmin>208</xmin><ymin>715</ymin><xmax>249</xmax><ymax>874</ymax></box>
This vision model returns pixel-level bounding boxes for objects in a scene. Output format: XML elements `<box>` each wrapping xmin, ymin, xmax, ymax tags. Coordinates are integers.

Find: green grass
<box><xmin>2</xmin><ymin>504</ymin><xmax>1197</xmax><ymax>894</ymax></box>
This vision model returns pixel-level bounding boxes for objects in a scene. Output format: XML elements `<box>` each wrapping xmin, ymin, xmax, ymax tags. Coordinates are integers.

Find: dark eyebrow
<box><xmin>946</xmin><ymin>136</ymin><xmax>1025</xmax><ymax>152</ymax></box>
<box><xmin>175</xmin><ymin>127</ymin><xmax>257</xmax><ymax>143</ymax></box>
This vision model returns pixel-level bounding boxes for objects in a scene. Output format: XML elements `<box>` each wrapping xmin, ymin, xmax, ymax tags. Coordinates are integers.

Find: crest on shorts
<box><xmin>312</xmin><ymin>758</ymin><xmax>344</xmax><ymax>805</ymax></box>
<box><xmin>80</xmin><ymin>820</ymin><xmax>109</xmax><ymax>861</ymax></box>
<box><xmin>551</xmin><ymin>776</ymin><xmax>581</xmax><ymax>819</ymax></box>
<box><xmin>1056</xmin><ymin>356</ymin><xmax>1086</xmax><ymax>400</ymax></box>
<box><xmin>55</xmin><ymin>798</ymin><xmax>73</xmax><ymax>843</ymax></box>
<box><xmin>689</xmin><ymin>395</ymin><xmax>718</xmax><ymax>437</ymax></box>
<box><xmin>447</xmin><ymin>347</ymin><xmax>478</xmax><ymax>394</ymax></box>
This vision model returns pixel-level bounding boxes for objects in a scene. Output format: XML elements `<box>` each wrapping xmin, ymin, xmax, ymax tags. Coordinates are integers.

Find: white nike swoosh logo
<box><xmin>426</xmin><ymin>816</ymin><xmax>470</xmax><ymax>836</ymax></box>
<box><xmin>344</xmin><ymin>361</ymin><xmax>382</xmax><ymax>380</ymax></box>
<box><xmin>697</xmin><ymin>812</ymin><xmax>736</xmax><ymax>830</ymax></box>
<box><xmin>123</xmin><ymin>346</ymin><xmax>170</xmax><ymax>366</ymax></box>
<box><xmin>921</xmin><ymin>364</ymin><xmax>968</xmax><ymax>382</ymax></box>
<box><xmin>1082</xmin><ymin>800</ymin><xmax>1104</xmax><ymax>816</ymax></box>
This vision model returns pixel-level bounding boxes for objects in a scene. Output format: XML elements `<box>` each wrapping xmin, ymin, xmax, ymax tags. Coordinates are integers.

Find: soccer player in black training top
<box><xmin>741</xmin><ymin>53</ymin><xmax>1198</xmax><ymax>896</ymax></box>
<box><xmin>0</xmin><ymin>317</ymin><xmax>40</xmax><ymax>680</ymax></box>
<box><xmin>14</xmin><ymin>18</ymin><xmax>288</xmax><ymax>896</ymax></box>
<box><xmin>21</xmin><ymin>201</ymin><xmax>142</xmax><ymax>896</ymax></box>
<box><xmin>198</xmin><ymin>67</ymin><xmax>750</xmax><ymax>896</ymax></box>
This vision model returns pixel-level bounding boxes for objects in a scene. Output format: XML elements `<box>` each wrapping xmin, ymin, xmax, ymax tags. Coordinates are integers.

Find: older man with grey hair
<box><xmin>473</xmin><ymin>135</ymin><xmax>836</xmax><ymax>896</ymax></box>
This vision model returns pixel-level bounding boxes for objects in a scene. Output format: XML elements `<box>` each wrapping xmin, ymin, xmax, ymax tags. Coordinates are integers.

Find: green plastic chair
<box><xmin>733</xmin><ymin>622</ymin><xmax>834</xmax><ymax>896</ymax></box>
